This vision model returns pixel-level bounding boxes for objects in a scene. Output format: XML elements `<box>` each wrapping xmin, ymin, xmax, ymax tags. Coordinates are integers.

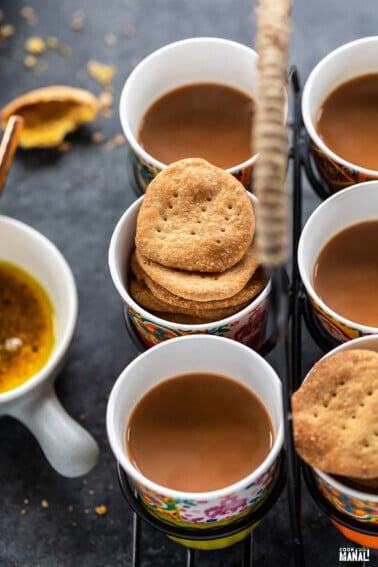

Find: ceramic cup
<box><xmin>108</xmin><ymin>193</ymin><xmax>271</xmax><ymax>349</ymax></box>
<box><xmin>306</xmin><ymin>335</ymin><xmax>378</xmax><ymax>548</ymax></box>
<box><xmin>297</xmin><ymin>180</ymin><xmax>378</xmax><ymax>343</ymax></box>
<box><xmin>119</xmin><ymin>37</ymin><xmax>260</xmax><ymax>192</ymax></box>
<box><xmin>302</xmin><ymin>36</ymin><xmax>378</xmax><ymax>192</ymax></box>
<box><xmin>106</xmin><ymin>334</ymin><xmax>284</xmax><ymax>550</ymax></box>
<box><xmin>0</xmin><ymin>215</ymin><xmax>99</xmax><ymax>478</ymax></box>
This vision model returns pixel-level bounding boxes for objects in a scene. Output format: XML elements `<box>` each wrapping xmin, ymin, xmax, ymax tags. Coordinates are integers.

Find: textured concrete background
<box><xmin>0</xmin><ymin>1</ymin><xmax>377</xmax><ymax>565</ymax></box>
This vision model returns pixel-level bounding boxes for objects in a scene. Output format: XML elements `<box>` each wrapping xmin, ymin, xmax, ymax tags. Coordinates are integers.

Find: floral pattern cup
<box><xmin>302</xmin><ymin>36</ymin><xmax>378</xmax><ymax>192</ymax></box>
<box><xmin>108</xmin><ymin>193</ymin><xmax>271</xmax><ymax>350</ymax></box>
<box><xmin>306</xmin><ymin>336</ymin><xmax>378</xmax><ymax>548</ymax></box>
<box><xmin>119</xmin><ymin>37</ymin><xmax>260</xmax><ymax>192</ymax></box>
<box><xmin>297</xmin><ymin>181</ymin><xmax>378</xmax><ymax>343</ymax></box>
<box><xmin>106</xmin><ymin>335</ymin><xmax>284</xmax><ymax>549</ymax></box>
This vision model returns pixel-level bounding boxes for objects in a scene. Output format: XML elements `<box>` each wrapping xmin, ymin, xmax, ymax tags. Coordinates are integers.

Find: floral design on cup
<box><xmin>133</xmin><ymin>460</ymin><xmax>277</xmax><ymax>526</ymax></box>
<box><xmin>308</xmin><ymin>297</ymin><xmax>364</xmax><ymax>342</ymax></box>
<box><xmin>311</xmin><ymin>143</ymin><xmax>377</xmax><ymax>191</ymax></box>
<box><xmin>314</xmin><ymin>472</ymin><xmax>378</xmax><ymax>524</ymax></box>
<box><xmin>126</xmin><ymin>295</ymin><xmax>269</xmax><ymax>350</ymax></box>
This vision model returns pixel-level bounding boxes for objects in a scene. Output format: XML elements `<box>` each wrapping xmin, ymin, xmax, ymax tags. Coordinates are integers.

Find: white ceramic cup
<box><xmin>106</xmin><ymin>334</ymin><xmax>283</xmax><ymax>550</ymax></box>
<box><xmin>119</xmin><ymin>37</ymin><xmax>260</xmax><ymax>191</ymax></box>
<box><xmin>302</xmin><ymin>36</ymin><xmax>378</xmax><ymax>191</ymax></box>
<box><xmin>0</xmin><ymin>216</ymin><xmax>99</xmax><ymax>478</ymax></box>
<box><xmin>298</xmin><ymin>180</ymin><xmax>378</xmax><ymax>342</ymax></box>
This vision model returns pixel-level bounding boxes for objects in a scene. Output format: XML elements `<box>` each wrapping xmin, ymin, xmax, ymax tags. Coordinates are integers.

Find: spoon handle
<box><xmin>0</xmin><ymin>115</ymin><xmax>24</xmax><ymax>197</ymax></box>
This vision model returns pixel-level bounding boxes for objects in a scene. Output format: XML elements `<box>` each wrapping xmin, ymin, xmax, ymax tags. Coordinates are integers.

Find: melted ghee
<box><xmin>0</xmin><ymin>260</ymin><xmax>55</xmax><ymax>393</ymax></box>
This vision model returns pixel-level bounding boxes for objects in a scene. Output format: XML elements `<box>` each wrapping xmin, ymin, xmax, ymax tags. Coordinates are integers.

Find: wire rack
<box><xmin>117</xmin><ymin>67</ymin><xmax>377</xmax><ymax>567</ymax></box>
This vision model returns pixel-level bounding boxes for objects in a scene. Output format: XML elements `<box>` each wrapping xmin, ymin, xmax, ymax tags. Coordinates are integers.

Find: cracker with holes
<box><xmin>292</xmin><ymin>349</ymin><xmax>378</xmax><ymax>479</ymax></box>
<box><xmin>134</xmin><ymin>244</ymin><xmax>260</xmax><ymax>302</ymax></box>
<box><xmin>135</xmin><ymin>158</ymin><xmax>254</xmax><ymax>272</ymax></box>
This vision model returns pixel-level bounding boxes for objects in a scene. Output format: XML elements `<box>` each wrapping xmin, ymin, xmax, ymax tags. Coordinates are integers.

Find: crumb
<box><xmin>68</xmin><ymin>505</ymin><xmax>74</xmax><ymax>512</ymax></box>
<box><xmin>79</xmin><ymin>413</ymin><xmax>86</xmax><ymax>421</ymax></box>
<box><xmin>103</xmin><ymin>134</ymin><xmax>126</xmax><ymax>151</ymax></box>
<box><xmin>98</xmin><ymin>91</ymin><xmax>113</xmax><ymax>110</ymax></box>
<box><xmin>0</xmin><ymin>24</ymin><xmax>15</xmax><ymax>39</ymax></box>
<box><xmin>88</xmin><ymin>489</ymin><xmax>95</xmax><ymax>496</ymax></box>
<box><xmin>35</xmin><ymin>60</ymin><xmax>49</xmax><ymax>75</ymax></box>
<box><xmin>101</xmin><ymin>108</ymin><xmax>113</xmax><ymax>119</ymax></box>
<box><xmin>57</xmin><ymin>141</ymin><xmax>72</xmax><ymax>153</ymax></box>
<box><xmin>24</xmin><ymin>498</ymin><xmax>29</xmax><ymax>505</ymax></box>
<box><xmin>71</xmin><ymin>11</ymin><xmax>85</xmax><ymax>31</ymax></box>
<box><xmin>20</xmin><ymin>509</ymin><xmax>27</xmax><ymax>515</ymax></box>
<box><xmin>95</xmin><ymin>505</ymin><xmax>107</xmax><ymax>516</ymax></box>
<box><xmin>24</xmin><ymin>36</ymin><xmax>46</xmax><ymax>54</ymax></box>
<box><xmin>41</xmin><ymin>499</ymin><xmax>49</xmax><ymax>508</ymax></box>
<box><xmin>58</xmin><ymin>43</ymin><xmax>71</xmax><ymax>57</ymax></box>
<box><xmin>23</xmin><ymin>54</ymin><xmax>37</xmax><ymax>68</ymax></box>
<box><xmin>72</xmin><ymin>521</ymin><xmax>78</xmax><ymax>527</ymax></box>
<box><xmin>20</xmin><ymin>6</ymin><xmax>38</xmax><ymax>26</ymax></box>
<box><xmin>123</xmin><ymin>23</ymin><xmax>136</xmax><ymax>37</ymax></box>
<box><xmin>84</xmin><ymin>508</ymin><xmax>89</xmax><ymax>514</ymax></box>
<box><xmin>87</xmin><ymin>60</ymin><xmax>116</xmax><ymax>85</ymax></box>
<box><xmin>105</xmin><ymin>33</ymin><xmax>117</xmax><ymax>46</ymax></box>
<box><xmin>46</xmin><ymin>36</ymin><xmax>59</xmax><ymax>49</ymax></box>
<box><xmin>82</xmin><ymin>479</ymin><xmax>87</xmax><ymax>485</ymax></box>
<box><xmin>92</xmin><ymin>131</ymin><xmax>104</xmax><ymax>144</ymax></box>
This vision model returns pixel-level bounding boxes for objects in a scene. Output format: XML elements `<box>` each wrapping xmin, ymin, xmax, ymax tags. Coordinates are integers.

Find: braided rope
<box><xmin>253</xmin><ymin>0</ymin><xmax>292</xmax><ymax>267</ymax></box>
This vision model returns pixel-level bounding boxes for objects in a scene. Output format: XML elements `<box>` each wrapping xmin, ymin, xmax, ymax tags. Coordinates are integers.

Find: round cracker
<box><xmin>135</xmin><ymin>158</ymin><xmax>254</xmax><ymax>272</ymax></box>
<box><xmin>129</xmin><ymin>276</ymin><xmax>248</xmax><ymax>320</ymax></box>
<box><xmin>131</xmin><ymin>251</ymin><xmax>266</xmax><ymax>309</ymax></box>
<box><xmin>134</xmin><ymin>242</ymin><xmax>260</xmax><ymax>302</ymax></box>
<box><xmin>292</xmin><ymin>349</ymin><xmax>378</xmax><ymax>479</ymax></box>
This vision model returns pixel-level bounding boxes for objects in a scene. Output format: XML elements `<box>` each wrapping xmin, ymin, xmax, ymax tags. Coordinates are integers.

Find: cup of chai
<box><xmin>301</xmin><ymin>36</ymin><xmax>378</xmax><ymax>192</ymax></box>
<box><xmin>292</xmin><ymin>335</ymin><xmax>378</xmax><ymax>549</ymax></box>
<box><xmin>0</xmin><ymin>215</ymin><xmax>99</xmax><ymax>477</ymax></box>
<box><xmin>119</xmin><ymin>37</ymin><xmax>261</xmax><ymax>191</ymax></box>
<box><xmin>106</xmin><ymin>334</ymin><xmax>284</xmax><ymax>550</ymax></box>
<box><xmin>297</xmin><ymin>180</ymin><xmax>378</xmax><ymax>343</ymax></box>
<box><xmin>108</xmin><ymin>160</ymin><xmax>271</xmax><ymax>350</ymax></box>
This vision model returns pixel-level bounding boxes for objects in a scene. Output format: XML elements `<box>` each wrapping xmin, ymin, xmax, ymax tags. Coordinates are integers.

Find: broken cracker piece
<box><xmin>1</xmin><ymin>85</ymin><xmax>99</xmax><ymax>149</ymax></box>
<box><xmin>87</xmin><ymin>60</ymin><xmax>116</xmax><ymax>85</ymax></box>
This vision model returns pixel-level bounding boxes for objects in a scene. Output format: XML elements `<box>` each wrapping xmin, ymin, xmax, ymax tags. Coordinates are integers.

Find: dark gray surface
<box><xmin>0</xmin><ymin>1</ymin><xmax>377</xmax><ymax>566</ymax></box>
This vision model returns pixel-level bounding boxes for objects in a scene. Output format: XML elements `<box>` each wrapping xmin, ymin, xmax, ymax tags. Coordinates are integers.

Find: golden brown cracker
<box><xmin>129</xmin><ymin>276</ymin><xmax>248</xmax><ymax>321</ymax></box>
<box><xmin>292</xmin><ymin>349</ymin><xmax>378</xmax><ymax>479</ymax></box>
<box><xmin>134</xmin><ymin>242</ymin><xmax>260</xmax><ymax>302</ymax></box>
<box><xmin>135</xmin><ymin>158</ymin><xmax>254</xmax><ymax>272</ymax></box>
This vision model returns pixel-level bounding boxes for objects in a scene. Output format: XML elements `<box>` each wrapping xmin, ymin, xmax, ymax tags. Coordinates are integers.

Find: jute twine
<box><xmin>253</xmin><ymin>0</ymin><xmax>292</xmax><ymax>268</ymax></box>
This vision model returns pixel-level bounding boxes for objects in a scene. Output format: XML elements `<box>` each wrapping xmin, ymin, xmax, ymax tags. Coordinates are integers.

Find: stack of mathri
<box><xmin>129</xmin><ymin>158</ymin><xmax>266</xmax><ymax>324</ymax></box>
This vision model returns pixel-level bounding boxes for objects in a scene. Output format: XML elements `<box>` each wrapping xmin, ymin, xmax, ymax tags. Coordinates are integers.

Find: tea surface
<box><xmin>313</xmin><ymin>220</ymin><xmax>378</xmax><ymax>327</ymax></box>
<box><xmin>126</xmin><ymin>372</ymin><xmax>273</xmax><ymax>492</ymax></box>
<box><xmin>138</xmin><ymin>83</ymin><xmax>255</xmax><ymax>169</ymax></box>
<box><xmin>0</xmin><ymin>260</ymin><xmax>55</xmax><ymax>393</ymax></box>
<box><xmin>316</xmin><ymin>73</ymin><xmax>378</xmax><ymax>170</ymax></box>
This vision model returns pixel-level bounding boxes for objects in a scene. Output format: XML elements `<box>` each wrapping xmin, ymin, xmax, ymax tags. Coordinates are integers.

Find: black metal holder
<box><xmin>118</xmin><ymin>66</ymin><xmax>376</xmax><ymax>566</ymax></box>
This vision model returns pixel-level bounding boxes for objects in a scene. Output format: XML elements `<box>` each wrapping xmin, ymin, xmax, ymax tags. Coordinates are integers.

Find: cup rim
<box><xmin>0</xmin><ymin>215</ymin><xmax>78</xmax><ymax>403</ymax></box>
<box><xmin>108</xmin><ymin>195</ymin><xmax>271</xmax><ymax>332</ymax></box>
<box><xmin>106</xmin><ymin>334</ymin><xmax>284</xmax><ymax>500</ymax></box>
<box><xmin>301</xmin><ymin>35</ymin><xmax>378</xmax><ymax>177</ymax></box>
<box><xmin>297</xmin><ymin>181</ymin><xmax>378</xmax><ymax>334</ymax></box>
<box><xmin>119</xmin><ymin>36</ymin><xmax>260</xmax><ymax>175</ymax></box>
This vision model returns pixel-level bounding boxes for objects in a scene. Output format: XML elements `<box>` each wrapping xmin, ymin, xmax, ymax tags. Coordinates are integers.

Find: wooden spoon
<box><xmin>0</xmin><ymin>115</ymin><xmax>24</xmax><ymax>197</ymax></box>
